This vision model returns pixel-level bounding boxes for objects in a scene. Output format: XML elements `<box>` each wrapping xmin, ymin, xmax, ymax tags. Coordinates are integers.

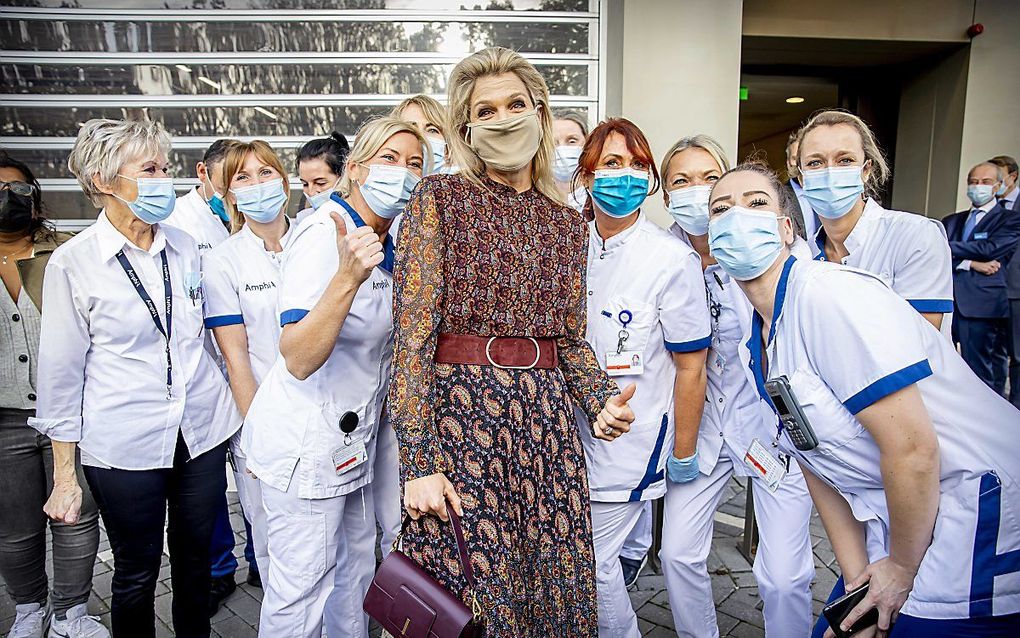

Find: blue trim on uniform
<box><xmin>280</xmin><ymin>308</ymin><xmax>310</xmax><ymax>326</ymax></box>
<box><xmin>814</xmin><ymin>230</ymin><xmax>827</xmax><ymax>261</ymax></box>
<box><xmin>333</xmin><ymin>194</ymin><xmax>396</xmax><ymax>274</ymax></box>
<box><xmin>628</xmin><ymin>413</ymin><xmax>669</xmax><ymax>502</ymax></box>
<box><xmin>842</xmin><ymin>360</ymin><xmax>932</xmax><ymax>414</ymax></box>
<box><xmin>971</xmin><ymin>471</ymin><xmax>1020</xmax><ymax>618</ymax></box>
<box><xmin>203</xmin><ymin>314</ymin><xmax>244</xmax><ymax>328</ymax></box>
<box><xmin>747</xmin><ymin>255</ymin><xmax>796</xmax><ymax>412</ymax></box>
<box><xmin>769</xmin><ymin>254</ymin><xmax>797</xmax><ymax>343</ymax></box>
<box><xmin>907</xmin><ymin>298</ymin><xmax>954</xmax><ymax>313</ymax></box>
<box><xmin>665</xmin><ymin>335</ymin><xmax>712</xmax><ymax>353</ymax></box>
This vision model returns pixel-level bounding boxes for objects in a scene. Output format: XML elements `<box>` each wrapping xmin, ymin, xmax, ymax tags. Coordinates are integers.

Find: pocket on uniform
<box><xmin>786</xmin><ymin>368</ymin><xmax>867</xmax><ymax>451</ymax></box>
<box><xmin>309</xmin><ymin>402</ymin><xmax>372</xmax><ymax>491</ymax></box>
<box><xmin>603</xmin><ymin>296</ymin><xmax>657</xmax><ymax>353</ymax></box>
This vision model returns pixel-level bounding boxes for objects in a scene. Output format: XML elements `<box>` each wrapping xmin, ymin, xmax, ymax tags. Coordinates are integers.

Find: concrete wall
<box><xmin>892</xmin><ymin>48</ymin><xmax>969</xmax><ymax>217</ymax></box>
<box><xmin>955</xmin><ymin>0</ymin><xmax>1020</xmax><ymax>212</ymax></box>
<box><xmin>607</xmin><ymin>0</ymin><xmax>744</xmax><ymax>227</ymax></box>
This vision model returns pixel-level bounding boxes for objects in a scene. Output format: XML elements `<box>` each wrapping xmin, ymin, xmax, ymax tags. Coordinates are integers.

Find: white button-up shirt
<box><xmin>739</xmin><ymin>256</ymin><xmax>1020</xmax><ymax>619</ymax></box>
<box><xmin>29</xmin><ymin>212</ymin><xmax>241</xmax><ymax>470</ymax></box>
<box><xmin>581</xmin><ymin>216</ymin><xmax>711</xmax><ymax>502</ymax></box>
<box><xmin>164</xmin><ymin>186</ymin><xmax>230</xmax><ymax>255</ymax></box>
<box><xmin>202</xmin><ymin>222</ymin><xmax>293</xmax><ymax>386</ymax></box>
<box><xmin>242</xmin><ymin>196</ymin><xmax>395</xmax><ymax>499</ymax></box>
<box><xmin>812</xmin><ymin>198</ymin><xmax>954</xmax><ymax>322</ymax></box>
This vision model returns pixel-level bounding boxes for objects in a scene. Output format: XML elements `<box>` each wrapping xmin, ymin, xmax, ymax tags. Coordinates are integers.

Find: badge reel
<box><xmin>605</xmin><ymin>309</ymin><xmax>644</xmax><ymax>377</ymax></box>
<box><xmin>331</xmin><ymin>411</ymin><xmax>367</xmax><ymax>476</ymax></box>
<box><xmin>708</xmin><ymin>290</ymin><xmax>725</xmax><ymax>375</ymax></box>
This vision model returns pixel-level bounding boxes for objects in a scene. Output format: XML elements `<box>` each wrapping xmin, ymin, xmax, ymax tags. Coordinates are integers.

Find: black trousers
<box><xmin>954</xmin><ymin>314</ymin><xmax>1010</xmax><ymax>395</ymax></box>
<box><xmin>84</xmin><ymin>432</ymin><xmax>227</xmax><ymax>638</ymax></box>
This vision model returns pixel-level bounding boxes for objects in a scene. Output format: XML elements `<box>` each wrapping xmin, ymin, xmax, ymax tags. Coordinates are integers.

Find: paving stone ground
<box><xmin>1</xmin><ymin>477</ymin><xmax>837</xmax><ymax>637</ymax></box>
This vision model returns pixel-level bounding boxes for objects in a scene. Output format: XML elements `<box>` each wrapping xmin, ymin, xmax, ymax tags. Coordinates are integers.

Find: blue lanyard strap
<box><xmin>115</xmin><ymin>249</ymin><xmax>173</xmax><ymax>399</ymax></box>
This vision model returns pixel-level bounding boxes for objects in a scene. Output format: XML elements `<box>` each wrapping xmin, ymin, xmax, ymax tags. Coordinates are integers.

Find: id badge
<box><xmin>606</xmin><ymin>350</ymin><xmax>644</xmax><ymax>377</ymax></box>
<box><xmin>709</xmin><ymin>348</ymin><xmax>725</xmax><ymax>375</ymax></box>
<box><xmin>331</xmin><ymin>439</ymin><xmax>367</xmax><ymax>476</ymax></box>
<box><xmin>743</xmin><ymin>438</ymin><xmax>786</xmax><ymax>492</ymax></box>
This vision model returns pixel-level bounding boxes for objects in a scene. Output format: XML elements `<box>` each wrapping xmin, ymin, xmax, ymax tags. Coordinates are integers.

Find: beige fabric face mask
<box><xmin>466</xmin><ymin>109</ymin><xmax>543</xmax><ymax>172</ymax></box>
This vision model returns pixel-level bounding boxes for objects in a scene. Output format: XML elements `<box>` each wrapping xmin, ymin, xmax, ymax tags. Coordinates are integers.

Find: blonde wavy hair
<box><xmin>337</xmin><ymin>116</ymin><xmax>431</xmax><ymax>199</ymax></box>
<box><xmin>797</xmin><ymin>109</ymin><xmax>890</xmax><ymax>200</ymax></box>
<box><xmin>391</xmin><ymin>95</ymin><xmax>448</xmax><ymax>138</ymax></box>
<box><xmin>220</xmin><ymin>140</ymin><xmax>289</xmax><ymax>233</ymax></box>
<box><xmin>659</xmin><ymin>133</ymin><xmax>732</xmax><ymax>203</ymax></box>
<box><xmin>445</xmin><ymin>47</ymin><xmax>561</xmax><ymax>203</ymax></box>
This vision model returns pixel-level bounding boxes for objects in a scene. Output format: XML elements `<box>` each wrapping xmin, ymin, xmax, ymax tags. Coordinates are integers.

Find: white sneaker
<box><xmin>46</xmin><ymin>604</ymin><xmax>108</xmax><ymax>638</ymax></box>
<box><xmin>8</xmin><ymin>603</ymin><xmax>48</xmax><ymax>638</ymax></box>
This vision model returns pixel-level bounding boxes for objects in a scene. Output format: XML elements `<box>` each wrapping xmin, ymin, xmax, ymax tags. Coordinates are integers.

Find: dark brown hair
<box><xmin>0</xmin><ymin>152</ymin><xmax>55</xmax><ymax>242</ymax></box>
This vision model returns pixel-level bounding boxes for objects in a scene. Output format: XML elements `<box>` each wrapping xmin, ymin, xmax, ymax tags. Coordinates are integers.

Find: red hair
<box><xmin>571</xmin><ymin>117</ymin><xmax>661</xmax><ymax>198</ymax></box>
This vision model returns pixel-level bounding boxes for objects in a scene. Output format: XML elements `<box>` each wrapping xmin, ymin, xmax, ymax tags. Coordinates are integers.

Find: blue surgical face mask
<box><xmin>590</xmin><ymin>168</ymin><xmax>649</xmax><ymax>218</ymax></box>
<box><xmin>667</xmin><ymin>185</ymin><xmax>712</xmax><ymax>236</ymax></box>
<box><xmin>967</xmin><ymin>183</ymin><xmax>997</xmax><ymax>207</ymax></box>
<box><xmin>426</xmin><ymin>138</ymin><xmax>447</xmax><ymax>176</ymax></box>
<box><xmin>708</xmin><ymin>206</ymin><xmax>786</xmax><ymax>281</ymax></box>
<box><xmin>231</xmin><ymin>177</ymin><xmax>287</xmax><ymax>224</ymax></box>
<box><xmin>996</xmin><ymin>180</ymin><xmax>1008</xmax><ymax>197</ymax></box>
<box><xmin>554</xmin><ymin>145</ymin><xmax>582</xmax><ymax>183</ymax></box>
<box><xmin>358</xmin><ymin>164</ymin><xmax>420</xmax><ymax>220</ymax></box>
<box><xmin>115</xmin><ymin>175</ymin><xmax>176</xmax><ymax>224</ymax></box>
<box><xmin>202</xmin><ymin>182</ymin><xmax>229</xmax><ymax>223</ymax></box>
<box><xmin>800</xmin><ymin>165</ymin><xmax>865</xmax><ymax>219</ymax></box>
<box><xmin>307</xmin><ymin>177</ymin><xmax>340</xmax><ymax>211</ymax></box>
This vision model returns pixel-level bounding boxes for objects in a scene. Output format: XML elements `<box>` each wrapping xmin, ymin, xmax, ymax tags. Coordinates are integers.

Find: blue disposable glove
<box><xmin>666</xmin><ymin>450</ymin><xmax>700</xmax><ymax>483</ymax></box>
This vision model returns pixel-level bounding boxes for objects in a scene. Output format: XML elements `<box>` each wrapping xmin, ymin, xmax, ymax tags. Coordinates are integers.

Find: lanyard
<box><xmin>115</xmin><ymin>249</ymin><xmax>173</xmax><ymax>400</ymax></box>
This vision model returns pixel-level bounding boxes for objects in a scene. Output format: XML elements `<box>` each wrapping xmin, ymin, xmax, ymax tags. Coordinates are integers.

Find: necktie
<box><xmin>962</xmin><ymin>210</ymin><xmax>981</xmax><ymax>240</ymax></box>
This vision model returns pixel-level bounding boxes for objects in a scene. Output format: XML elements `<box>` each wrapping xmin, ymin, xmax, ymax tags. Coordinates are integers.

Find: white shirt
<box><xmin>740</xmin><ymin>256</ymin><xmax>1020</xmax><ymax>619</ymax></box>
<box><xmin>956</xmin><ymin>196</ymin><xmax>1000</xmax><ymax>271</ymax></box>
<box><xmin>568</xmin><ymin>186</ymin><xmax>588</xmax><ymax>213</ymax></box>
<box><xmin>670</xmin><ymin>225</ymin><xmax>814</xmax><ymax>476</ymax></box>
<box><xmin>812</xmin><ymin>199</ymin><xmax>954</xmax><ymax>322</ymax></box>
<box><xmin>202</xmin><ymin>222</ymin><xmax>293</xmax><ymax>386</ymax></box>
<box><xmin>581</xmin><ymin>216</ymin><xmax>711</xmax><ymax>502</ymax></box>
<box><xmin>28</xmin><ymin>212</ymin><xmax>241</xmax><ymax>470</ymax></box>
<box><xmin>1002</xmin><ymin>186</ymin><xmax>1019</xmax><ymax>212</ymax></box>
<box><xmin>242</xmin><ymin>195</ymin><xmax>395</xmax><ymax>499</ymax></box>
<box><xmin>164</xmin><ymin>187</ymin><xmax>230</xmax><ymax>255</ymax></box>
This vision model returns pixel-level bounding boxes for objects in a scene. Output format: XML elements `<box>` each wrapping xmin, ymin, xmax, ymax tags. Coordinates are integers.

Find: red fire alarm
<box><xmin>967</xmin><ymin>23</ymin><xmax>985</xmax><ymax>38</ymax></box>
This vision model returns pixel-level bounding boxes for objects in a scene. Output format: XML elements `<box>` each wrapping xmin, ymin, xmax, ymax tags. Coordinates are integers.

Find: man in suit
<box><xmin>944</xmin><ymin>161</ymin><xmax>1020</xmax><ymax>394</ymax></box>
<box><xmin>990</xmin><ymin>155</ymin><xmax>1019</xmax><ymax>212</ymax></box>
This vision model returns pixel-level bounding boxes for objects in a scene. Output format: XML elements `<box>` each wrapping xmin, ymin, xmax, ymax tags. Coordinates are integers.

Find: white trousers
<box><xmin>231</xmin><ymin>449</ymin><xmax>270</xmax><ymax>577</ymax></box>
<box><xmin>592</xmin><ymin>500</ymin><xmax>645</xmax><ymax>638</ymax></box>
<box><xmin>620</xmin><ymin>500</ymin><xmax>653</xmax><ymax>561</ymax></box>
<box><xmin>259</xmin><ymin>477</ymin><xmax>376</xmax><ymax>638</ymax></box>
<box><xmin>372</xmin><ymin>418</ymin><xmax>402</xmax><ymax>559</ymax></box>
<box><xmin>660</xmin><ymin>457</ymin><xmax>815</xmax><ymax>638</ymax></box>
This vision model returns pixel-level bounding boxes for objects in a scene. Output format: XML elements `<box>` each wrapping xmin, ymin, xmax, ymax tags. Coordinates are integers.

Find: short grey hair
<box><xmin>969</xmin><ymin>161</ymin><xmax>1005</xmax><ymax>182</ymax></box>
<box><xmin>67</xmin><ymin>119</ymin><xmax>172</xmax><ymax>207</ymax></box>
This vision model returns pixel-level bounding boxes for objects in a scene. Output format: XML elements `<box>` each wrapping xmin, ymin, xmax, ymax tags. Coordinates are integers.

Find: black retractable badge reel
<box><xmin>339</xmin><ymin>411</ymin><xmax>359</xmax><ymax>444</ymax></box>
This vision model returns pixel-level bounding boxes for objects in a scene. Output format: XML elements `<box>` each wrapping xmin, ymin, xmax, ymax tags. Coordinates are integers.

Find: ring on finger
<box><xmin>603</xmin><ymin>425</ymin><xmax>614</xmax><ymax>435</ymax></box>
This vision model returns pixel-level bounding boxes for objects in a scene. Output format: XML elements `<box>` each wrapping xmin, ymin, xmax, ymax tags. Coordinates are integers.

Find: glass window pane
<box><xmin>1</xmin><ymin>19</ymin><xmax>590</xmax><ymax>55</ymax></box>
<box><xmin>1</xmin><ymin>104</ymin><xmax>394</xmax><ymax>138</ymax></box>
<box><xmin>3</xmin><ymin>62</ymin><xmax>588</xmax><ymax>97</ymax></box>
<box><xmin>8</xmin><ymin>147</ymin><xmax>301</xmax><ymax>181</ymax></box>
<box><xmin>5</xmin><ymin>1</ymin><xmax>590</xmax><ymax>10</ymax></box>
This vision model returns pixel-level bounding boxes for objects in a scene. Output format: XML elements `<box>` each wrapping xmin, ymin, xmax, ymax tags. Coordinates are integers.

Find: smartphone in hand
<box><xmin>822</xmin><ymin>582</ymin><xmax>879</xmax><ymax>638</ymax></box>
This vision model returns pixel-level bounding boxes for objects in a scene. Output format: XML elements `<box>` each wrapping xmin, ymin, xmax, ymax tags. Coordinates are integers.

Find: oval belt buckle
<box><xmin>485</xmin><ymin>336</ymin><xmax>541</xmax><ymax>370</ymax></box>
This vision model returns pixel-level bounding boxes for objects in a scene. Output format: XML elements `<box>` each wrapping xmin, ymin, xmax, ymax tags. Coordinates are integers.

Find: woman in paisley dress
<box><xmin>387</xmin><ymin>47</ymin><xmax>637</xmax><ymax>637</ymax></box>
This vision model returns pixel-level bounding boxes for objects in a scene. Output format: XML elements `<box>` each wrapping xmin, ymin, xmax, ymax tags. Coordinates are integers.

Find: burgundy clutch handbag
<box><xmin>363</xmin><ymin>504</ymin><xmax>482</xmax><ymax>638</ymax></box>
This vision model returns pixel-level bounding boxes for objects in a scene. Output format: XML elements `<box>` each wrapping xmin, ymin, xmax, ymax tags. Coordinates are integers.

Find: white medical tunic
<box><xmin>242</xmin><ymin>193</ymin><xmax>395</xmax><ymax>500</ymax></box>
<box><xmin>164</xmin><ymin>187</ymin><xmax>230</xmax><ymax>255</ymax></box>
<box><xmin>812</xmin><ymin>198</ymin><xmax>954</xmax><ymax>321</ymax></box>
<box><xmin>202</xmin><ymin>222</ymin><xmax>293</xmax><ymax>385</ymax></box>
<box><xmin>741</xmin><ymin>255</ymin><xmax>1020</xmax><ymax>620</ymax></box>
<box><xmin>581</xmin><ymin>216</ymin><xmax>711</xmax><ymax>502</ymax></box>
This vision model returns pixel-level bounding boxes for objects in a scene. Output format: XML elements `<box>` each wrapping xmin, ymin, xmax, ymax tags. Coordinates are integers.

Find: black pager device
<box><xmin>822</xmin><ymin>582</ymin><xmax>879</xmax><ymax>638</ymax></box>
<box><xmin>764</xmin><ymin>375</ymin><xmax>819</xmax><ymax>451</ymax></box>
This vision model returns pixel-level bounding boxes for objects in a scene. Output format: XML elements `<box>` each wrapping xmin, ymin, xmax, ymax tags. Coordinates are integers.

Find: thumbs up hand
<box><xmin>593</xmin><ymin>383</ymin><xmax>636</xmax><ymax>441</ymax></box>
<box><xmin>332</xmin><ymin>212</ymin><xmax>383</xmax><ymax>285</ymax></box>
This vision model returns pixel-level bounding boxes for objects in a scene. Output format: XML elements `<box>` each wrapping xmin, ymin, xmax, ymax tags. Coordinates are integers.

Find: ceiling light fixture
<box><xmin>786</xmin><ymin>96</ymin><xmax>805</xmax><ymax>104</ymax></box>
